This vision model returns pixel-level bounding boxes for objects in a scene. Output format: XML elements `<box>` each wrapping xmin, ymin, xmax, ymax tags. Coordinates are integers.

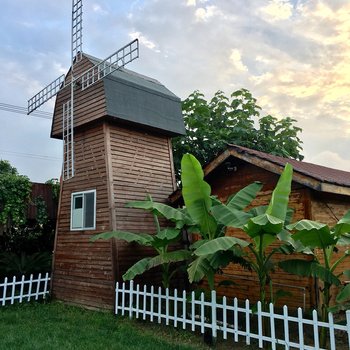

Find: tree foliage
<box><xmin>0</xmin><ymin>160</ymin><xmax>31</xmax><ymax>229</ymax></box>
<box><xmin>172</xmin><ymin>89</ymin><xmax>303</xmax><ymax>177</ymax></box>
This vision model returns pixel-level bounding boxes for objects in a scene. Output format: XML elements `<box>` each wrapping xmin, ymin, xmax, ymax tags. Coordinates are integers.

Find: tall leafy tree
<box><xmin>172</xmin><ymin>89</ymin><xmax>303</xmax><ymax>179</ymax></box>
<box><xmin>0</xmin><ymin>160</ymin><xmax>31</xmax><ymax>231</ymax></box>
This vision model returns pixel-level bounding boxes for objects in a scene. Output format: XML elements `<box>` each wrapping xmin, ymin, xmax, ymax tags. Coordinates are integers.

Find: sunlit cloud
<box><xmin>260</xmin><ymin>0</ymin><xmax>293</xmax><ymax>21</ymax></box>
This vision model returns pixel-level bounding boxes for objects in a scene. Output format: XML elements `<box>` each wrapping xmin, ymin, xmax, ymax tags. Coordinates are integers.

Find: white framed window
<box><xmin>70</xmin><ymin>189</ymin><xmax>96</xmax><ymax>230</ymax></box>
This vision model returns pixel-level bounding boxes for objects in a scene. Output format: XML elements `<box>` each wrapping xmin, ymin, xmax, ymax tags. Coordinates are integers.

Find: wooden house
<box><xmin>51</xmin><ymin>53</ymin><xmax>185</xmax><ymax>309</ymax></box>
<box><xmin>170</xmin><ymin>144</ymin><xmax>350</xmax><ymax>310</ymax></box>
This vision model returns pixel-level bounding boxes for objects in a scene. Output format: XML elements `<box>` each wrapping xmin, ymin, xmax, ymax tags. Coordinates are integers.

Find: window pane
<box><xmin>84</xmin><ymin>192</ymin><xmax>95</xmax><ymax>228</ymax></box>
<box><xmin>72</xmin><ymin>194</ymin><xmax>83</xmax><ymax>229</ymax></box>
<box><xmin>74</xmin><ymin>196</ymin><xmax>83</xmax><ymax>209</ymax></box>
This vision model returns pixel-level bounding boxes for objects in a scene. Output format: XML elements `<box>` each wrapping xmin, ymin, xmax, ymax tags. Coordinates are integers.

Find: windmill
<box><xmin>27</xmin><ymin>0</ymin><xmax>139</xmax><ymax>181</ymax></box>
<box><xmin>27</xmin><ymin>0</ymin><xmax>185</xmax><ymax>309</ymax></box>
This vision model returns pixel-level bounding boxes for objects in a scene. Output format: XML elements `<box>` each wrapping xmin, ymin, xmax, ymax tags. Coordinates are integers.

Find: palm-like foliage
<box><xmin>181</xmin><ymin>154</ymin><xmax>260</xmax><ymax>290</ymax></box>
<box><xmin>91</xmin><ymin>196</ymin><xmax>191</xmax><ymax>288</ymax></box>
<box><xmin>279</xmin><ymin>211</ymin><xmax>350</xmax><ymax>347</ymax></box>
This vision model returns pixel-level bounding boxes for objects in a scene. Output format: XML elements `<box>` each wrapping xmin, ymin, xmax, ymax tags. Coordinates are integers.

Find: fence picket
<box><xmin>114</xmin><ymin>281</ymin><xmax>350</xmax><ymax>350</ymax></box>
<box><xmin>27</xmin><ymin>274</ymin><xmax>33</xmax><ymax>302</ymax></box>
<box><xmin>283</xmin><ymin>305</ymin><xmax>290</xmax><ymax>350</ymax></box>
<box><xmin>182</xmin><ymin>290</ymin><xmax>186</xmax><ymax>330</ymax></box>
<box><xmin>257</xmin><ymin>301</ymin><xmax>263</xmax><ymax>348</ymax></box>
<box><xmin>245</xmin><ymin>299</ymin><xmax>250</xmax><ymax>346</ymax></box>
<box><xmin>143</xmin><ymin>285</ymin><xmax>148</xmax><ymax>321</ymax></box>
<box><xmin>298</xmin><ymin>307</ymin><xmax>304</xmax><ymax>350</ymax></box>
<box><xmin>211</xmin><ymin>290</ymin><xmax>217</xmax><ymax>339</ymax></box>
<box><xmin>200</xmin><ymin>292</ymin><xmax>205</xmax><ymax>334</ymax></box>
<box><xmin>174</xmin><ymin>288</ymin><xmax>178</xmax><ymax>327</ymax></box>
<box><xmin>312</xmin><ymin>309</ymin><xmax>319</xmax><ymax>349</ymax></box>
<box><xmin>2</xmin><ymin>277</ymin><xmax>8</xmax><ymax>306</ymax></box>
<box><xmin>10</xmin><ymin>276</ymin><xmax>16</xmax><ymax>304</ymax></box>
<box><xmin>1</xmin><ymin>273</ymin><xmax>50</xmax><ymax>307</ymax></box>
<box><xmin>269</xmin><ymin>303</ymin><xmax>276</xmax><ymax>350</ymax></box>
<box><xmin>115</xmin><ymin>282</ymin><xmax>119</xmax><ymax>315</ymax></box>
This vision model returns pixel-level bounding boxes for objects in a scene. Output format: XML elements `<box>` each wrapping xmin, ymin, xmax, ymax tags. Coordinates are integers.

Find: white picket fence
<box><xmin>0</xmin><ymin>273</ymin><xmax>50</xmax><ymax>306</ymax></box>
<box><xmin>115</xmin><ymin>281</ymin><xmax>350</xmax><ymax>350</ymax></box>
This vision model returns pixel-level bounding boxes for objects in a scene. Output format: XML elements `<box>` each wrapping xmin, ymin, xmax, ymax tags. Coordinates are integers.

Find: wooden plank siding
<box><xmin>51</xmin><ymin>56</ymin><xmax>107</xmax><ymax>138</ymax></box>
<box><xmin>107</xmin><ymin>123</ymin><xmax>177</xmax><ymax>286</ymax></box>
<box><xmin>52</xmin><ymin>120</ymin><xmax>178</xmax><ymax>308</ymax></box>
<box><xmin>52</xmin><ymin>122</ymin><xmax>114</xmax><ymax>309</ymax></box>
<box><xmin>205</xmin><ymin>161</ymin><xmax>316</xmax><ymax>309</ymax></box>
<box><xmin>310</xmin><ymin>192</ymin><xmax>350</xmax><ymax>306</ymax></box>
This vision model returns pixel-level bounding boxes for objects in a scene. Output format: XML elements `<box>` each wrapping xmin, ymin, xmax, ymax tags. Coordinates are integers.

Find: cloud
<box><xmin>308</xmin><ymin>151</ymin><xmax>350</xmax><ymax>172</ymax></box>
<box><xmin>195</xmin><ymin>5</ymin><xmax>218</xmax><ymax>22</ymax></box>
<box><xmin>260</xmin><ymin>0</ymin><xmax>293</xmax><ymax>21</ymax></box>
<box><xmin>129</xmin><ymin>31</ymin><xmax>160</xmax><ymax>53</ymax></box>
<box><xmin>229</xmin><ymin>49</ymin><xmax>248</xmax><ymax>72</ymax></box>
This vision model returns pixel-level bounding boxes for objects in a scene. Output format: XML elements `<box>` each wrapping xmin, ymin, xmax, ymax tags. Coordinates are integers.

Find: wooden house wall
<box><xmin>51</xmin><ymin>56</ymin><xmax>107</xmax><ymax>138</ymax></box>
<box><xmin>52</xmin><ymin>122</ymin><xmax>114</xmax><ymax>309</ymax></box>
<box><xmin>310</xmin><ymin>192</ymin><xmax>350</xmax><ymax>306</ymax></box>
<box><xmin>106</xmin><ymin>123</ymin><xmax>177</xmax><ymax>286</ymax></box>
<box><xmin>206</xmin><ymin>160</ymin><xmax>315</xmax><ymax>309</ymax></box>
<box><xmin>27</xmin><ymin>182</ymin><xmax>58</xmax><ymax>220</ymax></box>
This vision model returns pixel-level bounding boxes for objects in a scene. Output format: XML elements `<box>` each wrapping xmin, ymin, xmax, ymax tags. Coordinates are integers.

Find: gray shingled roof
<box><xmin>84</xmin><ymin>53</ymin><xmax>185</xmax><ymax>136</ymax></box>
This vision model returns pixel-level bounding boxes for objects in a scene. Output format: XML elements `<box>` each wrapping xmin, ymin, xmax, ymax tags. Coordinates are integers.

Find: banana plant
<box><xmin>181</xmin><ymin>154</ymin><xmax>260</xmax><ymax>290</ymax></box>
<box><xmin>91</xmin><ymin>195</ymin><xmax>191</xmax><ymax>289</ymax></box>
<box><xmin>194</xmin><ymin>163</ymin><xmax>295</xmax><ymax>308</ymax></box>
<box><xmin>278</xmin><ymin>211</ymin><xmax>350</xmax><ymax>347</ymax></box>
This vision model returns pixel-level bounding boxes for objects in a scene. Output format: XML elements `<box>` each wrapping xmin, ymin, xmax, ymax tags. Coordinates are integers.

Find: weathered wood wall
<box><xmin>206</xmin><ymin>159</ymin><xmax>315</xmax><ymax>309</ymax></box>
<box><xmin>310</xmin><ymin>192</ymin><xmax>350</xmax><ymax>306</ymax></box>
<box><xmin>52</xmin><ymin>122</ymin><xmax>114</xmax><ymax>309</ymax></box>
<box><xmin>51</xmin><ymin>57</ymin><xmax>107</xmax><ymax>138</ymax></box>
<box><xmin>107</xmin><ymin>123</ymin><xmax>177</xmax><ymax>285</ymax></box>
<box><xmin>52</xmin><ymin>120</ymin><xmax>178</xmax><ymax>308</ymax></box>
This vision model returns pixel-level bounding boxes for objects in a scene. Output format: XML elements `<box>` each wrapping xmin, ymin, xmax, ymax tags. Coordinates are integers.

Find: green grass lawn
<box><xmin>0</xmin><ymin>301</ymin><xmax>213</xmax><ymax>350</ymax></box>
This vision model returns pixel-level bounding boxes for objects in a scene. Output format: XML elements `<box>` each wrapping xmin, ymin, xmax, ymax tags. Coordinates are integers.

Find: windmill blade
<box><xmin>72</xmin><ymin>0</ymin><xmax>83</xmax><ymax>63</ymax></box>
<box><xmin>27</xmin><ymin>74</ymin><xmax>66</xmax><ymax>114</ymax></box>
<box><xmin>80</xmin><ymin>39</ymin><xmax>139</xmax><ymax>91</ymax></box>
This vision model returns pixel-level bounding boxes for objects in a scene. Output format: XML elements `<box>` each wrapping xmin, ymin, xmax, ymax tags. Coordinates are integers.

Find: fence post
<box><xmin>346</xmin><ymin>310</ymin><xmax>350</xmax><ymax>350</ymax></box>
<box><xmin>297</xmin><ymin>307</ymin><xmax>304</xmax><ymax>350</ymax></box>
<box><xmin>35</xmin><ymin>273</ymin><xmax>42</xmax><ymax>300</ymax></box>
<box><xmin>43</xmin><ymin>273</ymin><xmax>49</xmax><ymax>299</ymax></box>
<box><xmin>257</xmin><ymin>301</ymin><xmax>263</xmax><ymax>348</ymax></box>
<box><xmin>115</xmin><ymin>282</ymin><xmax>119</xmax><ymax>315</ymax></box>
<box><xmin>10</xmin><ymin>276</ymin><xmax>16</xmax><ymax>304</ymax></box>
<box><xmin>19</xmin><ymin>275</ymin><xmax>25</xmax><ymax>303</ymax></box>
<box><xmin>2</xmin><ymin>277</ymin><xmax>8</xmax><ymax>306</ymax></box>
<box><xmin>269</xmin><ymin>303</ymin><xmax>276</xmax><ymax>350</ymax></box>
<box><xmin>211</xmin><ymin>290</ymin><xmax>217</xmax><ymax>339</ymax></box>
<box><xmin>129</xmin><ymin>280</ymin><xmax>134</xmax><ymax>319</ymax></box>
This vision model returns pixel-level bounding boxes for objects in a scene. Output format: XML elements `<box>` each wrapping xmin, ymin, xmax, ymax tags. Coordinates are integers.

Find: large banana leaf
<box><xmin>181</xmin><ymin>154</ymin><xmax>217</xmax><ymax>238</ymax></box>
<box><xmin>194</xmin><ymin>236</ymin><xmax>249</xmax><ymax>256</ymax></box>
<box><xmin>90</xmin><ymin>231</ymin><xmax>152</xmax><ymax>245</ymax></box>
<box><xmin>244</xmin><ymin>214</ymin><xmax>284</xmax><ymax>238</ymax></box>
<box><xmin>211</xmin><ymin>203</ymin><xmax>252</xmax><ymax>229</ymax></box>
<box><xmin>155</xmin><ymin>228</ymin><xmax>181</xmax><ymax>241</ymax></box>
<box><xmin>279</xmin><ymin>259</ymin><xmax>340</xmax><ymax>285</ymax></box>
<box><xmin>336</xmin><ymin>283</ymin><xmax>350</xmax><ymax>303</ymax></box>
<box><xmin>187</xmin><ymin>256</ymin><xmax>212</xmax><ymax>283</ymax></box>
<box><xmin>333</xmin><ymin>210</ymin><xmax>350</xmax><ymax>237</ymax></box>
<box><xmin>123</xmin><ymin>257</ymin><xmax>152</xmax><ymax>280</ymax></box>
<box><xmin>253</xmin><ymin>233</ymin><xmax>276</xmax><ymax>251</ymax></box>
<box><xmin>265</xmin><ymin>163</ymin><xmax>293</xmax><ymax>221</ymax></box>
<box><xmin>126</xmin><ymin>200</ymin><xmax>193</xmax><ymax>228</ymax></box>
<box><xmin>287</xmin><ymin>220</ymin><xmax>336</xmax><ymax>249</ymax></box>
<box><xmin>226</xmin><ymin>182</ymin><xmax>263</xmax><ymax>210</ymax></box>
<box><xmin>147</xmin><ymin>250</ymin><xmax>192</xmax><ymax>269</ymax></box>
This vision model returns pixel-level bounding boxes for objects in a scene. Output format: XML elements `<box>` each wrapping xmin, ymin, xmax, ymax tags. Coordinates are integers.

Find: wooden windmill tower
<box><xmin>28</xmin><ymin>0</ymin><xmax>185</xmax><ymax>309</ymax></box>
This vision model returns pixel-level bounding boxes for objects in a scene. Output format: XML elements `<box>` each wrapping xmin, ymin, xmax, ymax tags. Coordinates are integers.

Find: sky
<box><xmin>0</xmin><ymin>0</ymin><xmax>350</xmax><ymax>182</ymax></box>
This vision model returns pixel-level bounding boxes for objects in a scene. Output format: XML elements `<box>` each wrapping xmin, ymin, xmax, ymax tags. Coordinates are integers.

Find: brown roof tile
<box><xmin>228</xmin><ymin>144</ymin><xmax>350</xmax><ymax>188</ymax></box>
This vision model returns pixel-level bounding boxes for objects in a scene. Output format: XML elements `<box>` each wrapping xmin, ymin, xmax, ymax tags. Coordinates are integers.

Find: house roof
<box><xmin>84</xmin><ymin>53</ymin><xmax>185</xmax><ymax>136</ymax></box>
<box><xmin>169</xmin><ymin>144</ymin><xmax>350</xmax><ymax>202</ymax></box>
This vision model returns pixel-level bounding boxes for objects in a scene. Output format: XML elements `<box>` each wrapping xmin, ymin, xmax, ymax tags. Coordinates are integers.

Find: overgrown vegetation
<box><xmin>172</xmin><ymin>89</ymin><xmax>303</xmax><ymax>179</ymax></box>
<box><xmin>93</xmin><ymin>153</ymin><xmax>350</xmax><ymax>348</ymax></box>
<box><xmin>0</xmin><ymin>160</ymin><xmax>57</xmax><ymax>278</ymax></box>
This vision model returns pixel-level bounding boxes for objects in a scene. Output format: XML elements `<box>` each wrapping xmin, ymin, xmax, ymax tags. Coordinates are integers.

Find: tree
<box><xmin>0</xmin><ymin>160</ymin><xmax>31</xmax><ymax>231</ymax></box>
<box><xmin>172</xmin><ymin>89</ymin><xmax>303</xmax><ymax>179</ymax></box>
